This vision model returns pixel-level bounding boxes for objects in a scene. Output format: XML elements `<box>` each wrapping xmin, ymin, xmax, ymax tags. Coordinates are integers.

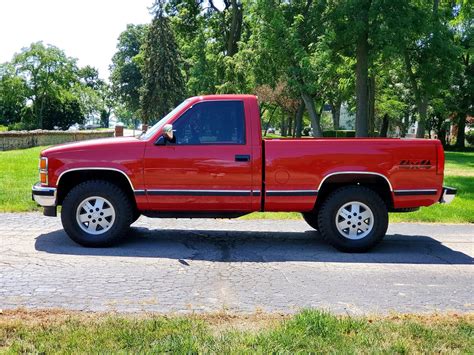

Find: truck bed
<box><xmin>263</xmin><ymin>138</ymin><xmax>443</xmax><ymax>211</ymax></box>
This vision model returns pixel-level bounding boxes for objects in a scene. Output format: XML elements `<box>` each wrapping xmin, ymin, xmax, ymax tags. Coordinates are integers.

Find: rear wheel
<box><xmin>131</xmin><ymin>210</ymin><xmax>141</xmax><ymax>224</ymax></box>
<box><xmin>317</xmin><ymin>186</ymin><xmax>388</xmax><ymax>252</ymax></box>
<box><xmin>61</xmin><ymin>180</ymin><xmax>133</xmax><ymax>247</ymax></box>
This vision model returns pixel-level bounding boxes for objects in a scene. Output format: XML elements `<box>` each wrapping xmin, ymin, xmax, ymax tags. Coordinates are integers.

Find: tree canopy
<box><xmin>1</xmin><ymin>42</ymin><xmax>110</xmax><ymax>130</ymax></box>
<box><xmin>0</xmin><ymin>0</ymin><xmax>472</xmax><ymax>147</ymax></box>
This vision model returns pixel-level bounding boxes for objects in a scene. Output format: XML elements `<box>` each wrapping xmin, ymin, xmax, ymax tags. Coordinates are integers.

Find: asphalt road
<box><xmin>0</xmin><ymin>213</ymin><xmax>472</xmax><ymax>314</ymax></box>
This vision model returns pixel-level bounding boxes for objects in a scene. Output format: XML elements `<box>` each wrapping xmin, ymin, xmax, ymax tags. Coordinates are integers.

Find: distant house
<box><xmin>339</xmin><ymin>103</ymin><xmax>355</xmax><ymax>130</ymax></box>
<box><xmin>321</xmin><ymin>102</ymin><xmax>355</xmax><ymax>130</ymax></box>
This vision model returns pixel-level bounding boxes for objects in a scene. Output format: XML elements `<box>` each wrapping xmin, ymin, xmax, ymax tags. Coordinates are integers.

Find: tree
<box><xmin>326</xmin><ymin>0</ymin><xmax>375</xmax><ymax>137</ymax></box>
<box><xmin>401</xmin><ymin>0</ymin><xmax>460</xmax><ymax>138</ymax></box>
<box><xmin>255</xmin><ymin>82</ymin><xmax>300</xmax><ymax>136</ymax></box>
<box><xmin>140</xmin><ymin>1</ymin><xmax>185</xmax><ymax>123</ymax></box>
<box><xmin>166</xmin><ymin>0</ymin><xmax>250</xmax><ymax>96</ymax></box>
<box><xmin>12</xmin><ymin>42</ymin><xmax>79</xmax><ymax>129</ymax></box>
<box><xmin>76</xmin><ymin>66</ymin><xmax>114</xmax><ymax>127</ymax></box>
<box><xmin>326</xmin><ymin>0</ymin><xmax>438</xmax><ymax>137</ymax></box>
<box><xmin>248</xmin><ymin>0</ymin><xmax>328</xmax><ymax>137</ymax></box>
<box><xmin>0</xmin><ymin>63</ymin><xmax>28</xmax><ymax>126</ymax></box>
<box><xmin>451</xmin><ymin>1</ymin><xmax>473</xmax><ymax>148</ymax></box>
<box><xmin>41</xmin><ymin>92</ymin><xmax>83</xmax><ymax>130</ymax></box>
<box><xmin>374</xmin><ymin>60</ymin><xmax>409</xmax><ymax>137</ymax></box>
<box><xmin>2</xmin><ymin>42</ymin><xmax>110</xmax><ymax>130</ymax></box>
<box><xmin>110</xmin><ymin>24</ymin><xmax>148</xmax><ymax>118</ymax></box>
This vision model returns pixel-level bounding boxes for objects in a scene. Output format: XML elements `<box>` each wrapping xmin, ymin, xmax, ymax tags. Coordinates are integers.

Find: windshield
<box><xmin>139</xmin><ymin>99</ymin><xmax>190</xmax><ymax>140</ymax></box>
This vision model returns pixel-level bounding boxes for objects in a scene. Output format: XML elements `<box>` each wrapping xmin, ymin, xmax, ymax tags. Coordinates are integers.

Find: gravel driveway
<box><xmin>1</xmin><ymin>213</ymin><xmax>472</xmax><ymax>314</ymax></box>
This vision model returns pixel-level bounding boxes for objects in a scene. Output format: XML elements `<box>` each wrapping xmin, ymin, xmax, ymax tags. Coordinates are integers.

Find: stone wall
<box><xmin>0</xmin><ymin>130</ymin><xmax>115</xmax><ymax>151</ymax></box>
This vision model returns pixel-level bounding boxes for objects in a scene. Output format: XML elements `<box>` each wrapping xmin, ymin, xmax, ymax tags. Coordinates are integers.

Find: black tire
<box><xmin>61</xmin><ymin>180</ymin><xmax>133</xmax><ymax>247</ymax></box>
<box><xmin>302</xmin><ymin>211</ymin><xmax>319</xmax><ymax>230</ymax></box>
<box><xmin>317</xmin><ymin>186</ymin><xmax>388</xmax><ymax>252</ymax></box>
<box><xmin>131</xmin><ymin>210</ymin><xmax>141</xmax><ymax>224</ymax></box>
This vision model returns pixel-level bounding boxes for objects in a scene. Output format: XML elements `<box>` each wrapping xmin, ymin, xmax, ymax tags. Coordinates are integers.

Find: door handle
<box><xmin>235</xmin><ymin>154</ymin><xmax>250</xmax><ymax>162</ymax></box>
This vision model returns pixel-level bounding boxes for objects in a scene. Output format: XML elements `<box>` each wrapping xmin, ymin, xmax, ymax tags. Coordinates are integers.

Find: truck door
<box><xmin>143</xmin><ymin>100</ymin><xmax>255</xmax><ymax>212</ymax></box>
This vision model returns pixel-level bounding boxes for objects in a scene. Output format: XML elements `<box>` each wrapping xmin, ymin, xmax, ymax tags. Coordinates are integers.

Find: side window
<box><xmin>173</xmin><ymin>101</ymin><xmax>245</xmax><ymax>145</ymax></box>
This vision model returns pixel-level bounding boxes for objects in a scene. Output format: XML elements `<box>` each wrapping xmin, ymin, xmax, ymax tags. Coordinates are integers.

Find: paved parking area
<box><xmin>1</xmin><ymin>213</ymin><xmax>473</xmax><ymax>314</ymax></box>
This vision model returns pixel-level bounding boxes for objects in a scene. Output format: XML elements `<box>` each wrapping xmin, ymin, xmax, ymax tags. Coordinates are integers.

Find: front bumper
<box><xmin>439</xmin><ymin>186</ymin><xmax>457</xmax><ymax>204</ymax></box>
<box><xmin>32</xmin><ymin>183</ymin><xmax>57</xmax><ymax>207</ymax></box>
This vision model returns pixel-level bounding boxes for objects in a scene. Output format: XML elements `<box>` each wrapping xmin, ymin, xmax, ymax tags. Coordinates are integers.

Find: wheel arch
<box><xmin>56</xmin><ymin>168</ymin><xmax>136</xmax><ymax>208</ymax></box>
<box><xmin>317</xmin><ymin>172</ymin><xmax>393</xmax><ymax>209</ymax></box>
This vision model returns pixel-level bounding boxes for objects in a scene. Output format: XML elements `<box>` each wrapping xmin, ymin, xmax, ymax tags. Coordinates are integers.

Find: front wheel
<box><xmin>61</xmin><ymin>180</ymin><xmax>133</xmax><ymax>247</ymax></box>
<box><xmin>317</xmin><ymin>186</ymin><xmax>388</xmax><ymax>252</ymax></box>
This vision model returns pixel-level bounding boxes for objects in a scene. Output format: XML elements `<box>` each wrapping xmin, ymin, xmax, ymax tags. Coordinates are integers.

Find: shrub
<box><xmin>323</xmin><ymin>130</ymin><xmax>356</xmax><ymax>137</ymax></box>
<box><xmin>7</xmin><ymin>121</ymin><xmax>36</xmax><ymax>131</ymax></box>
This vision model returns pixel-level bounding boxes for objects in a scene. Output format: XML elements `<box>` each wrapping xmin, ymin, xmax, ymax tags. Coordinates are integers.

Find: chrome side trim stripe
<box><xmin>145</xmin><ymin>189</ymin><xmax>251</xmax><ymax>196</ymax></box>
<box><xmin>393</xmin><ymin>189</ymin><xmax>438</xmax><ymax>196</ymax></box>
<box><xmin>133</xmin><ymin>189</ymin><xmax>316</xmax><ymax>197</ymax></box>
<box><xmin>266</xmin><ymin>190</ymin><xmax>318</xmax><ymax>196</ymax></box>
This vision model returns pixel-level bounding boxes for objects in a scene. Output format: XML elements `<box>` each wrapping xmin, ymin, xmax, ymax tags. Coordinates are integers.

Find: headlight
<box><xmin>39</xmin><ymin>157</ymin><xmax>48</xmax><ymax>185</ymax></box>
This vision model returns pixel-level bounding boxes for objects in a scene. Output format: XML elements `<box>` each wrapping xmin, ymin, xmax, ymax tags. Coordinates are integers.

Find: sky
<box><xmin>0</xmin><ymin>0</ymin><xmax>155</xmax><ymax>80</ymax></box>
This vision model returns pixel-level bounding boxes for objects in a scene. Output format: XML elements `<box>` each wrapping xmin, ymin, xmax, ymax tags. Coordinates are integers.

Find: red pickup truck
<box><xmin>32</xmin><ymin>94</ymin><xmax>456</xmax><ymax>252</ymax></box>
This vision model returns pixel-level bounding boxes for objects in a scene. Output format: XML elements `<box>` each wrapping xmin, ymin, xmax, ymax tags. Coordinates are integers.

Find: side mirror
<box><xmin>155</xmin><ymin>135</ymin><xmax>166</xmax><ymax>145</ymax></box>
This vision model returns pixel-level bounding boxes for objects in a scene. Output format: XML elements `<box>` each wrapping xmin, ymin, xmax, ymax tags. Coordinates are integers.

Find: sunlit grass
<box><xmin>0</xmin><ymin>146</ymin><xmax>44</xmax><ymax>212</ymax></box>
<box><xmin>1</xmin><ymin>310</ymin><xmax>472</xmax><ymax>353</ymax></box>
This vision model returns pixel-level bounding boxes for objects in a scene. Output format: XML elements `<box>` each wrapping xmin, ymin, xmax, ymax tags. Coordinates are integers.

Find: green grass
<box><xmin>0</xmin><ymin>147</ymin><xmax>472</xmax><ymax>223</ymax></box>
<box><xmin>0</xmin><ymin>125</ymin><xmax>8</xmax><ymax>132</ymax></box>
<box><xmin>1</xmin><ymin>310</ymin><xmax>472</xmax><ymax>353</ymax></box>
<box><xmin>0</xmin><ymin>146</ymin><xmax>44</xmax><ymax>212</ymax></box>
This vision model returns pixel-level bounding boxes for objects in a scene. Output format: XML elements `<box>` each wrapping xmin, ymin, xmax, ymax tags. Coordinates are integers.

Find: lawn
<box><xmin>0</xmin><ymin>147</ymin><xmax>472</xmax><ymax>223</ymax></box>
<box><xmin>1</xmin><ymin>310</ymin><xmax>472</xmax><ymax>353</ymax></box>
<box><xmin>0</xmin><ymin>146</ymin><xmax>43</xmax><ymax>212</ymax></box>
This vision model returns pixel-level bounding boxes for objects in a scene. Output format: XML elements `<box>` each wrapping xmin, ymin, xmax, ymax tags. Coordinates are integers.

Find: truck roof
<box><xmin>189</xmin><ymin>94</ymin><xmax>257</xmax><ymax>101</ymax></box>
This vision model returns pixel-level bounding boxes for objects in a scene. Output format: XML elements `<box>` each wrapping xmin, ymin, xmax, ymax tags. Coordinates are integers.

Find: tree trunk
<box><xmin>263</xmin><ymin>106</ymin><xmax>277</xmax><ymax>136</ymax></box>
<box><xmin>331</xmin><ymin>101</ymin><xmax>341</xmax><ymax>130</ymax></box>
<box><xmin>355</xmin><ymin>1</ymin><xmax>370</xmax><ymax>137</ymax></box>
<box><xmin>439</xmin><ymin>124</ymin><xmax>447</xmax><ymax>147</ymax></box>
<box><xmin>455</xmin><ymin>112</ymin><xmax>466</xmax><ymax>148</ymax></box>
<box><xmin>281</xmin><ymin>113</ymin><xmax>288</xmax><ymax>137</ymax></box>
<box><xmin>416</xmin><ymin>95</ymin><xmax>428</xmax><ymax>138</ymax></box>
<box><xmin>380</xmin><ymin>114</ymin><xmax>389</xmax><ymax>137</ymax></box>
<box><xmin>301</xmin><ymin>93</ymin><xmax>323</xmax><ymax>137</ymax></box>
<box><xmin>295</xmin><ymin>100</ymin><xmax>305</xmax><ymax>138</ymax></box>
<box><xmin>227</xmin><ymin>0</ymin><xmax>243</xmax><ymax>56</ymax></box>
<box><xmin>287</xmin><ymin>114</ymin><xmax>293</xmax><ymax>137</ymax></box>
<box><xmin>368</xmin><ymin>75</ymin><xmax>375</xmax><ymax>136</ymax></box>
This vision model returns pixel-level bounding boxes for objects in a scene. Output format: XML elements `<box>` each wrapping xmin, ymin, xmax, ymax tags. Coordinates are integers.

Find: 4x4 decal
<box><xmin>399</xmin><ymin>160</ymin><xmax>432</xmax><ymax>169</ymax></box>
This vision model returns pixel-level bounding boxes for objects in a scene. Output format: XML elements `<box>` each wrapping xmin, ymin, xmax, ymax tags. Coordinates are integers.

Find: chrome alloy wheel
<box><xmin>76</xmin><ymin>196</ymin><xmax>115</xmax><ymax>235</ymax></box>
<box><xmin>335</xmin><ymin>201</ymin><xmax>374</xmax><ymax>240</ymax></box>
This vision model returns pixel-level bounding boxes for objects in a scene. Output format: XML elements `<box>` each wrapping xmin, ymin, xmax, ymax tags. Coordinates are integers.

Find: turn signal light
<box><xmin>39</xmin><ymin>157</ymin><xmax>48</xmax><ymax>170</ymax></box>
<box><xmin>40</xmin><ymin>172</ymin><xmax>48</xmax><ymax>184</ymax></box>
<box><xmin>39</xmin><ymin>157</ymin><xmax>48</xmax><ymax>185</ymax></box>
